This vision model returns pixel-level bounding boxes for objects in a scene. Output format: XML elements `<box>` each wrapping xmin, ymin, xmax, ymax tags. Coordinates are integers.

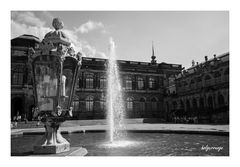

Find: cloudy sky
<box><xmin>11</xmin><ymin>11</ymin><xmax>229</xmax><ymax>68</ymax></box>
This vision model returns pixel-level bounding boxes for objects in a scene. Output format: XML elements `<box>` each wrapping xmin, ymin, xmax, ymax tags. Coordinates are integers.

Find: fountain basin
<box><xmin>11</xmin><ymin>132</ymin><xmax>229</xmax><ymax>156</ymax></box>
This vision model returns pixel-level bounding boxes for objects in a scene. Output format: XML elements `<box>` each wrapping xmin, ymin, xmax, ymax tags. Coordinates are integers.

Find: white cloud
<box><xmin>75</xmin><ymin>21</ymin><xmax>105</xmax><ymax>34</ymax></box>
<box><xmin>11</xmin><ymin>20</ymin><xmax>51</xmax><ymax>39</ymax></box>
<box><xmin>96</xmin><ymin>52</ymin><xmax>107</xmax><ymax>58</ymax></box>
<box><xmin>11</xmin><ymin>11</ymin><xmax>46</xmax><ymax>27</ymax></box>
<box><xmin>82</xmin><ymin>44</ymin><xmax>106</xmax><ymax>58</ymax></box>
<box><xmin>11</xmin><ymin>12</ymin><xmax>107</xmax><ymax>59</ymax></box>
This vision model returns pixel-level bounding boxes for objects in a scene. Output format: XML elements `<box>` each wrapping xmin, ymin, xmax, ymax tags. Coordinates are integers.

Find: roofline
<box><xmin>186</xmin><ymin>52</ymin><xmax>229</xmax><ymax>70</ymax></box>
<box><xmin>11</xmin><ymin>34</ymin><xmax>41</xmax><ymax>43</ymax></box>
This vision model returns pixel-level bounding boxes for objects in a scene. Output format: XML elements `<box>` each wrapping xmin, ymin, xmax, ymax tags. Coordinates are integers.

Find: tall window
<box><xmin>137</xmin><ymin>77</ymin><xmax>144</xmax><ymax>90</ymax></box>
<box><xmin>149</xmin><ymin>77</ymin><xmax>156</xmax><ymax>89</ymax></box>
<box><xmin>218</xmin><ymin>94</ymin><xmax>225</xmax><ymax>108</ymax></box>
<box><xmin>172</xmin><ymin>101</ymin><xmax>177</xmax><ymax>111</ymax></box>
<box><xmin>127</xmin><ymin>97</ymin><xmax>133</xmax><ymax>111</ymax></box>
<box><xmin>100</xmin><ymin>75</ymin><xmax>106</xmax><ymax>89</ymax></box>
<box><xmin>151</xmin><ymin>98</ymin><xmax>158</xmax><ymax>112</ymax></box>
<box><xmin>86</xmin><ymin>96</ymin><xmax>94</xmax><ymax>112</ymax></box>
<box><xmin>180</xmin><ymin>100</ymin><xmax>185</xmax><ymax>111</ymax></box>
<box><xmin>196</xmin><ymin>77</ymin><xmax>202</xmax><ymax>88</ymax></box>
<box><xmin>72</xmin><ymin>100</ymin><xmax>79</xmax><ymax>112</ymax></box>
<box><xmin>192</xmin><ymin>98</ymin><xmax>198</xmax><ymax>109</ymax></box>
<box><xmin>208</xmin><ymin>96</ymin><xmax>213</xmax><ymax>109</ymax></box>
<box><xmin>189</xmin><ymin>79</ymin><xmax>195</xmax><ymax>89</ymax></box>
<box><xmin>214</xmin><ymin>71</ymin><xmax>221</xmax><ymax>83</ymax></box>
<box><xmin>125</xmin><ymin>76</ymin><xmax>132</xmax><ymax>90</ymax></box>
<box><xmin>11</xmin><ymin>66</ymin><xmax>24</xmax><ymax>85</ymax></box>
<box><xmin>186</xmin><ymin>99</ymin><xmax>191</xmax><ymax>112</ymax></box>
<box><xmin>199</xmin><ymin>98</ymin><xmax>204</xmax><ymax>109</ymax></box>
<box><xmin>86</xmin><ymin>74</ymin><xmax>94</xmax><ymax>89</ymax></box>
<box><xmin>224</xmin><ymin>68</ymin><xmax>229</xmax><ymax>75</ymax></box>
<box><xmin>204</xmin><ymin>75</ymin><xmax>212</xmax><ymax>86</ymax></box>
<box><xmin>183</xmin><ymin>81</ymin><xmax>188</xmax><ymax>87</ymax></box>
<box><xmin>224</xmin><ymin>68</ymin><xmax>229</xmax><ymax>81</ymax></box>
<box><xmin>139</xmin><ymin>98</ymin><xmax>146</xmax><ymax>112</ymax></box>
<box><xmin>100</xmin><ymin>96</ymin><xmax>106</xmax><ymax>111</ymax></box>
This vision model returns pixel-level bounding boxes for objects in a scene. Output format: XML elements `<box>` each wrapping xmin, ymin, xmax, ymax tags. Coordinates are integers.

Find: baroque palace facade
<box><xmin>11</xmin><ymin>34</ymin><xmax>229</xmax><ymax>123</ymax></box>
<box><xmin>164</xmin><ymin>53</ymin><xmax>229</xmax><ymax>123</ymax></box>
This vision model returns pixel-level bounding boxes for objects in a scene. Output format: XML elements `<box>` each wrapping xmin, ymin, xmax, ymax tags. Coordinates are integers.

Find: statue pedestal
<box><xmin>34</xmin><ymin>142</ymin><xmax>70</xmax><ymax>154</ymax></box>
<box><xmin>33</xmin><ymin>117</ymin><xmax>71</xmax><ymax>154</ymax></box>
<box><xmin>32</xmin><ymin>146</ymin><xmax>88</xmax><ymax>156</ymax></box>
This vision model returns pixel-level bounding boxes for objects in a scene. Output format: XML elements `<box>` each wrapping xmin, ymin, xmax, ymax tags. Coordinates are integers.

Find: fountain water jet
<box><xmin>107</xmin><ymin>38</ymin><xmax>126</xmax><ymax>143</ymax></box>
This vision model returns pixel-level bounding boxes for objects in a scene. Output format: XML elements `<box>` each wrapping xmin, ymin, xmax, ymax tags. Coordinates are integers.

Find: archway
<box><xmin>151</xmin><ymin>97</ymin><xmax>158</xmax><ymax>112</ymax></box>
<box><xmin>11</xmin><ymin>97</ymin><xmax>23</xmax><ymax>120</ymax></box>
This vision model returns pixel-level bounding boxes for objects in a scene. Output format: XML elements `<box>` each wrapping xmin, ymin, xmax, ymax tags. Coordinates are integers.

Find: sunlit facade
<box><xmin>11</xmin><ymin>34</ymin><xmax>229</xmax><ymax>123</ymax></box>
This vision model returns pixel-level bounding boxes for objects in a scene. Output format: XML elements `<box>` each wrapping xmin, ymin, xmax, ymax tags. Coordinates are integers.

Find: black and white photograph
<box><xmin>10</xmin><ymin>10</ymin><xmax>229</xmax><ymax>157</ymax></box>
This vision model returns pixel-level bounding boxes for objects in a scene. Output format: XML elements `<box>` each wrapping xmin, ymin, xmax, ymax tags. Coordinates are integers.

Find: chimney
<box><xmin>205</xmin><ymin>56</ymin><xmax>208</xmax><ymax>62</ymax></box>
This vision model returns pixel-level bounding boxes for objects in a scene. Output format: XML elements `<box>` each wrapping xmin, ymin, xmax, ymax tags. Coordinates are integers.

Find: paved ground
<box><xmin>11</xmin><ymin>119</ymin><xmax>229</xmax><ymax>136</ymax></box>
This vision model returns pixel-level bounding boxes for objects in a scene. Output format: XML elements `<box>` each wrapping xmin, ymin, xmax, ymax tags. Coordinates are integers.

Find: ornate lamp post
<box><xmin>28</xmin><ymin>18</ymin><xmax>82</xmax><ymax>154</ymax></box>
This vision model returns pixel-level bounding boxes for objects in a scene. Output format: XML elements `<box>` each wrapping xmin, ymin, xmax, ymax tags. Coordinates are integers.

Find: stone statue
<box><xmin>52</xmin><ymin>18</ymin><xmax>64</xmax><ymax>30</ymax></box>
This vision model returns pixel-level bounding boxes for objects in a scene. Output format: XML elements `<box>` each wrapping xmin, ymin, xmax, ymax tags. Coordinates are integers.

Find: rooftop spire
<box><xmin>152</xmin><ymin>41</ymin><xmax>155</xmax><ymax>57</ymax></box>
<box><xmin>151</xmin><ymin>41</ymin><xmax>157</xmax><ymax>64</ymax></box>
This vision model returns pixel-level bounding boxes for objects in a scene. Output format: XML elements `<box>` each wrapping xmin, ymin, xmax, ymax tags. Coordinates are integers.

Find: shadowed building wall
<box><xmin>11</xmin><ymin>34</ymin><xmax>182</xmax><ymax>121</ymax></box>
<box><xmin>163</xmin><ymin>53</ymin><xmax>229</xmax><ymax>123</ymax></box>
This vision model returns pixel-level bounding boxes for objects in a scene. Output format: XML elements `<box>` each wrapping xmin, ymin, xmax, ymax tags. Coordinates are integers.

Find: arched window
<box><xmin>205</xmin><ymin>75</ymin><xmax>211</xmax><ymax>80</ymax></box>
<box><xmin>127</xmin><ymin>97</ymin><xmax>133</xmax><ymax>111</ymax></box>
<box><xmin>214</xmin><ymin>71</ymin><xmax>221</xmax><ymax>78</ymax></box>
<box><xmin>180</xmin><ymin>100</ymin><xmax>184</xmax><ymax>110</ymax></box>
<box><xmin>218</xmin><ymin>94</ymin><xmax>225</xmax><ymax>108</ymax></box>
<box><xmin>137</xmin><ymin>77</ymin><xmax>144</xmax><ymax>90</ymax></box>
<box><xmin>214</xmin><ymin>71</ymin><xmax>221</xmax><ymax>83</ymax></box>
<box><xmin>183</xmin><ymin>81</ymin><xmax>188</xmax><ymax>86</ymax></box>
<box><xmin>172</xmin><ymin>101</ymin><xmax>177</xmax><ymax>110</ymax></box>
<box><xmin>183</xmin><ymin>81</ymin><xmax>188</xmax><ymax>90</ymax></box>
<box><xmin>149</xmin><ymin>77</ymin><xmax>156</xmax><ymax>89</ymax></box>
<box><xmin>151</xmin><ymin>97</ymin><xmax>158</xmax><ymax>112</ymax></box>
<box><xmin>224</xmin><ymin>68</ymin><xmax>229</xmax><ymax>81</ymax></box>
<box><xmin>197</xmin><ymin>77</ymin><xmax>202</xmax><ymax>82</ymax></box>
<box><xmin>196</xmin><ymin>77</ymin><xmax>202</xmax><ymax>88</ymax></box>
<box><xmin>86</xmin><ymin>74</ymin><xmax>94</xmax><ymax>89</ymax></box>
<box><xmin>199</xmin><ymin>97</ymin><xmax>204</xmax><ymax>109</ymax></box>
<box><xmin>100</xmin><ymin>96</ymin><xmax>106</xmax><ymax>111</ymax></box>
<box><xmin>208</xmin><ymin>96</ymin><xmax>213</xmax><ymax>109</ymax></box>
<box><xmin>100</xmin><ymin>75</ymin><xmax>106</xmax><ymax>89</ymax></box>
<box><xmin>86</xmin><ymin>96</ymin><xmax>94</xmax><ymax>112</ymax></box>
<box><xmin>186</xmin><ymin>99</ymin><xmax>191</xmax><ymax>111</ymax></box>
<box><xmin>11</xmin><ymin>65</ymin><xmax>24</xmax><ymax>85</ymax></box>
<box><xmin>192</xmin><ymin>98</ymin><xmax>198</xmax><ymax>109</ymax></box>
<box><xmin>139</xmin><ymin>98</ymin><xmax>146</xmax><ymax>112</ymax></box>
<box><xmin>224</xmin><ymin>68</ymin><xmax>229</xmax><ymax>75</ymax></box>
<box><xmin>177</xmin><ymin>82</ymin><xmax>182</xmax><ymax>88</ymax></box>
<box><xmin>189</xmin><ymin>79</ymin><xmax>195</xmax><ymax>89</ymax></box>
<box><xmin>125</xmin><ymin>76</ymin><xmax>132</xmax><ymax>90</ymax></box>
<box><xmin>72</xmin><ymin>100</ymin><xmax>79</xmax><ymax>112</ymax></box>
<box><xmin>166</xmin><ymin>101</ymin><xmax>170</xmax><ymax>113</ymax></box>
<box><xmin>204</xmin><ymin>75</ymin><xmax>212</xmax><ymax>86</ymax></box>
